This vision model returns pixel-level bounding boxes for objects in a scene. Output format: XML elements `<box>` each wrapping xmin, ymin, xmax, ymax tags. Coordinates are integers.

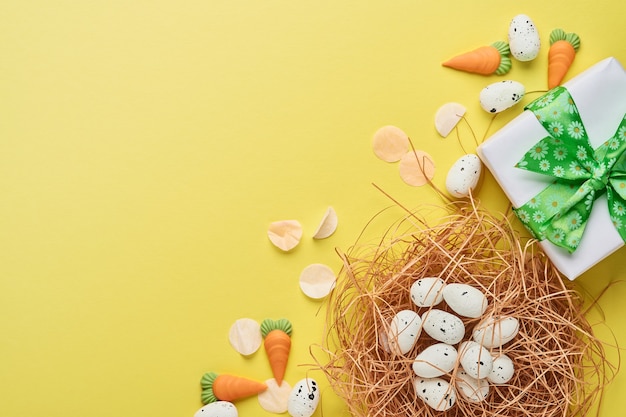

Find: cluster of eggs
<box><xmin>381</xmin><ymin>277</ymin><xmax>519</xmax><ymax>411</ymax></box>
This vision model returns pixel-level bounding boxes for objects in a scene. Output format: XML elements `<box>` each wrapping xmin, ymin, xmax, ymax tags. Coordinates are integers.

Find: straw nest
<box><xmin>317</xmin><ymin>200</ymin><xmax>614</xmax><ymax>417</ymax></box>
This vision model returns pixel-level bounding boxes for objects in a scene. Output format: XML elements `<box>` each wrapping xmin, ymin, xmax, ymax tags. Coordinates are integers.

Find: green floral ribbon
<box><xmin>513</xmin><ymin>86</ymin><xmax>626</xmax><ymax>253</ymax></box>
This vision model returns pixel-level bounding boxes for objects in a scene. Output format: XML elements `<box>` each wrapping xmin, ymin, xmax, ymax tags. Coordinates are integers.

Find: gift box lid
<box><xmin>477</xmin><ymin>57</ymin><xmax>626</xmax><ymax>280</ymax></box>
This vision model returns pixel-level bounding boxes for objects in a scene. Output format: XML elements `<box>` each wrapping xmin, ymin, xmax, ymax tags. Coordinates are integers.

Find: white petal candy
<box><xmin>312</xmin><ymin>206</ymin><xmax>338</xmax><ymax>239</ymax></box>
<box><xmin>434</xmin><ymin>102</ymin><xmax>466</xmax><ymax>137</ymax></box>
<box><xmin>228</xmin><ymin>318</ymin><xmax>262</xmax><ymax>356</ymax></box>
<box><xmin>421</xmin><ymin>309</ymin><xmax>465</xmax><ymax>345</ymax></box>
<box><xmin>410</xmin><ymin>277</ymin><xmax>446</xmax><ymax>307</ymax></box>
<box><xmin>459</xmin><ymin>341</ymin><xmax>493</xmax><ymax>379</ymax></box>
<box><xmin>299</xmin><ymin>263</ymin><xmax>336</xmax><ymax>299</ymax></box>
<box><xmin>268</xmin><ymin>220</ymin><xmax>303</xmax><ymax>251</ymax></box>
<box><xmin>258</xmin><ymin>379</ymin><xmax>291</xmax><ymax>414</ymax></box>
<box><xmin>442</xmin><ymin>283</ymin><xmax>488</xmax><ymax>318</ymax></box>
<box><xmin>287</xmin><ymin>378</ymin><xmax>320</xmax><ymax>417</ymax></box>
<box><xmin>412</xmin><ymin>343</ymin><xmax>458</xmax><ymax>378</ymax></box>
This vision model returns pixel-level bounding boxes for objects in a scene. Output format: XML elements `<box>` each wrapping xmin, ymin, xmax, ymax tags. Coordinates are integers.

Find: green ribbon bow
<box><xmin>513</xmin><ymin>86</ymin><xmax>626</xmax><ymax>253</ymax></box>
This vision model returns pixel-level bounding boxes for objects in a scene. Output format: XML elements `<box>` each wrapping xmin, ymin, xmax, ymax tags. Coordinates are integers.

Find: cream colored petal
<box><xmin>299</xmin><ymin>263</ymin><xmax>336</xmax><ymax>299</ymax></box>
<box><xmin>312</xmin><ymin>206</ymin><xmax>338</xmax><ymax>239</ymax></box>
<box><xmin>398</xmin><ymin>150</ymin><xmax>436</xmax><ymax>186</ymax></box>
<box><xmin>434</xmin><ymin>102</ymin><xmax>466</xmax><ymax>137</ymax></box>
<box><xmin>372</xmin><ymin>125</ymin><xmax>410</xmax><ymax>162</ymax></box>
<box><xmin>268</xmin><ymin>220</ymin><xmax>303</xmax><ymax>251</ymax></box>
<box><xmin>258</xmin><ymin>378</ymin><xmax>292</xmax><ymax>414</ymax></box>
<box><xmin>228</xmin><ymin>318</ymin><xmax>262</xmax><ymax>356</ymax></box>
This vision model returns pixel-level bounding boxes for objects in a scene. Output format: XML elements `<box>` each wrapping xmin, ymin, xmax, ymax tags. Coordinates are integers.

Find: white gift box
<box><xmin>477</xmin><ymin>57</ymin><xmax>626</xmax><ymax>280</ymax></box>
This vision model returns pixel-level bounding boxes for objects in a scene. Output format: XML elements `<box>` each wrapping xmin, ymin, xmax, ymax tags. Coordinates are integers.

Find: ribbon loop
<box><xmin>513</xmin><ymin>87</ymin><xmax>626</xmax><ymax>253</ymax></box>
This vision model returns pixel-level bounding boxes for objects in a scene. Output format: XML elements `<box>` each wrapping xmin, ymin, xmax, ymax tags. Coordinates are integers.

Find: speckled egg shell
<box><xmin>410</xmin><ymin>277</ymin><xmax>446</xmax><ymax>307</ymax></box>
<box><xmin>445</xmin><ymin>154</ymin><xmax>482</xmax><ymax>198</ymax></box>
<box><xmin>388</xmin><ymin>309</ymin><xmax>422</xmax><ymax>355</ymax></box>
<box><xmin>287</xmin><ymin>378</ymin><xmax>319</xmax><ymax>417</ymax></box>
<box><xmin>488</xmin><ymin>354</ymin><xmax>515</xmax><ymax>384</ymax></box>
<box><xmin>412</xmin><ymin>343</ymin><xmax>458</xmax><ymax>378</ymax></box>
<box><xmin>508</xmin><ymin>14</ymin><xmax>541</xmax><ymax>61</ymax></box>
<box><xmin>193</xmin><ymin>401</ymin><xmax>238</xmax><ymax>417</ymax></box>
<box><xmin>421</xmin><ymin>309</ymin><xmax>465</xmax><ymax>345</ymax></box>
<box><xmin>459</xmin><ymin>341</ymin><xmax>493</xmax><ymax>379</ymax></box>
<box><xmin>414</xmin><ymin>377</ymin><xmax>456</xmax><ymax>411</ymax></box>
<box><xmin>472</xmin><ymin>315</ymin><xmax>520</xmax><ymax>349</ymax></box>
<box><xmin>454</xmin><ymin>370</ymin><xmax>490</xmax><ymax>402</ymax></box>
<box><xmin>479</xmin><ymin>80</ymin><xmax>525</xmax><ymax>114</ymax></box>
<box><xmin>442</xmin><ymin>283</ymin><xmax>488</xmax><ymax>318</ymax></box>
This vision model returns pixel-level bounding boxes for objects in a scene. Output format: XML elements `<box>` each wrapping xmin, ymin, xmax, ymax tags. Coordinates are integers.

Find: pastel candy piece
<box><xmin>434</xmin><ymin>102</ymin><xmax>466</xmax><ymax>137</ymax></box>
<box><xmin>413</xmin><ymin>377</ymin><xmax>456</xmax><ymax>411</ymax></box>
<box><xmin>410</xmin><ymin>277</ymin><xmax>446</xmax><ymax>307</ymax></box>
<box><xmin>421</xmin><ymin>309</ymin><xmax>465</xmax><ymax>345</ymax></box>
<box><xmin>508</xmin><ymin>14</ymin><xmax>541</xmax><ymax>61</ymax></box>
<box><xmin>299</xmin><ymin>263</ymin><xmax>336</xmax><ymax>299</ymax></box>
<box><xmin>258</xmin><ymin>378</ymin><xmax>291</xmax><ymax>414</ymax></box>
<box><xmin>479</xmin><ymin>80</ymin><xmax>525</xmax><ymax>114</ymax></box>
<box><xmin>459</xmin><ymin>341</ymin><xmax>493</xmax><ymax>379</ymax></box>
<box><xmin>287</xmin><ymin>378</ymin><xmax>320</xmax><ymax>417</ymax></box>
<box><xmin>454</xmin><ymin>370</ymin><xmax>490</xmax><ymax>402</ymax></box>
<box><xmin>388</xmin><ymin>309</ymin><xmax>422</xmax><ymax>355</ymax></box>
<box><xmin>472</xmin><ymin>315</ymin><xmax>520</xmax><ymax>348</ymax></box>
<box><xmin>442</xmin><ymin>283</ymin><xmax>488</xmax><ymax>318</ymax></box>
<box><xmin>488</xmin><ymin>354</ymin><xmax>515</xmax><ymax>384</ymax></box>
<box><xmin>194</xmin><ymin>401</ymin><xmax>238</xmax><ymax>417</ymax></box>
<box><xmin>228</xmin><ymin>318</ymin><xmax>262</xmax><ymax>356</ymax></box>
<box><xmin>412</xmin><ymin>343</ymin><xmax>458</xmax><ymax>378</ymax></box>
<box><xmin>372</xmin><ymin>125</ymin><xmax>410</xmax><ymax>162</ymax></box>
<box><xmin>445</xmin><ymin>154</ymin><xmax>482</xmax><ymax>199</ymax></box>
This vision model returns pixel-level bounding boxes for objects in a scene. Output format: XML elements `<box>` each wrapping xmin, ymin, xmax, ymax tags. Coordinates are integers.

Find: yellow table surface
<box><xmin>1</xmin><ymin>1</ymin><xmax>625</xmax><ymax>416</ymax></box>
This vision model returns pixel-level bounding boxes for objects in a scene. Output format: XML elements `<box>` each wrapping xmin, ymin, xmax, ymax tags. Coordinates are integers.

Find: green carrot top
<box><xmin>491</xmin><ymin>41</ymin><xmax>512</xmax><ymax>75</ymax></box>
<box><xmin>260</xmin><ymin>318</ymin><xmax>293</xmax><ymax>337</ymax></box>
<box><xmin>200</xmin><ymin>372</ymin><xmax>219</xmax><ymax>404</ymax></box>
<box><xmin>550</xmin><ymin>29</ymin><xmax>581</xmax><ymax>50</ymax></box>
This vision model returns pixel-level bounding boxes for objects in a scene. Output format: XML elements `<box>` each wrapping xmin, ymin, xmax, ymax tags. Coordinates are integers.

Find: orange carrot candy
<box><xmin>260</xmin><ymin>318</ymin><xmax>292</xmax><ymax>385</ymax></box>
<box><xmin>200</xmin><ymin>372</ymin><xmax>267</xmax><ymax>404</ymax></box>
<box><xmin>548</xmin><ymin>29</ymin><xmax>580</xmax><ymax>89</ymax></box>
<box><xmin>442</xmin><ymin>41</ymin><xmax>512</xmax><ymax>75</ymax></box>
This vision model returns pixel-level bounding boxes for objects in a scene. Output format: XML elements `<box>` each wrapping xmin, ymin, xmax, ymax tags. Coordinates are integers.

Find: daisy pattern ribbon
<box><xmin>513</xmin><ymin>86</ymin><xmax>626</xmax><ymax>253</ymax></box>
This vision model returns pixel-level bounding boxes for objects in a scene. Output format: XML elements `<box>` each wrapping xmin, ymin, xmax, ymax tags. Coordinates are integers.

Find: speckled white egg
<box><xmin>412</xmin><ymin>343</ymin><xmax>458</xmax><ymax>378</ymax></box>
<box><xmin>442</xmin><ymin>283</ymin><xmax>488</xmax><ymax>318</ymax></box>
<box><xmin>472</xmin><ymin>315</ymin><xmax>520</xmax><ymax>348</ymax></box>
<box><xmin>421</xmin><ymin>309</ymin><xmax>465</xmax><ymax>345</ymax></box>
<box><xmin>459</xmin><ymin>341</ymin><xmax>493</xmax><ymax>379</ymax></box>
<box><xmin>488</xmin><ymin>354</ymin><xmax>515</xmax><ymax>384</ymax></box>
<box><xmin>445</xmin><ymin>154</ymin><xmax>482</xmax><ymax>198</ymax></box>
<box><xmin>508</xmin><ymin>14</ymin><xmax>541</xmax><ymax>61</ymax></box>
<box><xmin>479</xmin><ymin>80</ymin><xmax>525</xmax><ymax>114</ymax></box>
<box><xmin>388</xmin><ymin>309</ymin><xmax>422</xmax><ymax>355</ymax></box>
<box><xmin>287</xmin><ymin>378</ymin><xmax>320</xmax><ymax>417</ymax></box>
<box><xmin>454</xmin><ymin>370</ymin><xmax>490</xmax><ymax>402</ymax></box>
<box><xmin>410</xmin><ymin>277</ymin><xmax>446</xmax><ymax>307</ymax></box>
<box><xmin>414</xmin><ymin>377</ymin><xmax>457</xmax><ymax>411</ymax></box>
<box><xmin>193</xmin><ymin>401</ymin><xmax>238</xmax><ymax>417</ymax></box>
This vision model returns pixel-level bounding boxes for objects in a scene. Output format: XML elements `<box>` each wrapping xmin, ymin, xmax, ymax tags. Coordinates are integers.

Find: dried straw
<box><xmin>316</xmin><ymin>199</ymin><xmax>615</xmax><ymax>417</ymax></box>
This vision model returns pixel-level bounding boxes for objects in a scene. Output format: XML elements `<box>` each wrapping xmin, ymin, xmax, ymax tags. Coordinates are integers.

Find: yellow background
<box><xmin>1</xmin><ymin>1</ymin><xmax>625</xmax><ymax>416</ymax></box>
